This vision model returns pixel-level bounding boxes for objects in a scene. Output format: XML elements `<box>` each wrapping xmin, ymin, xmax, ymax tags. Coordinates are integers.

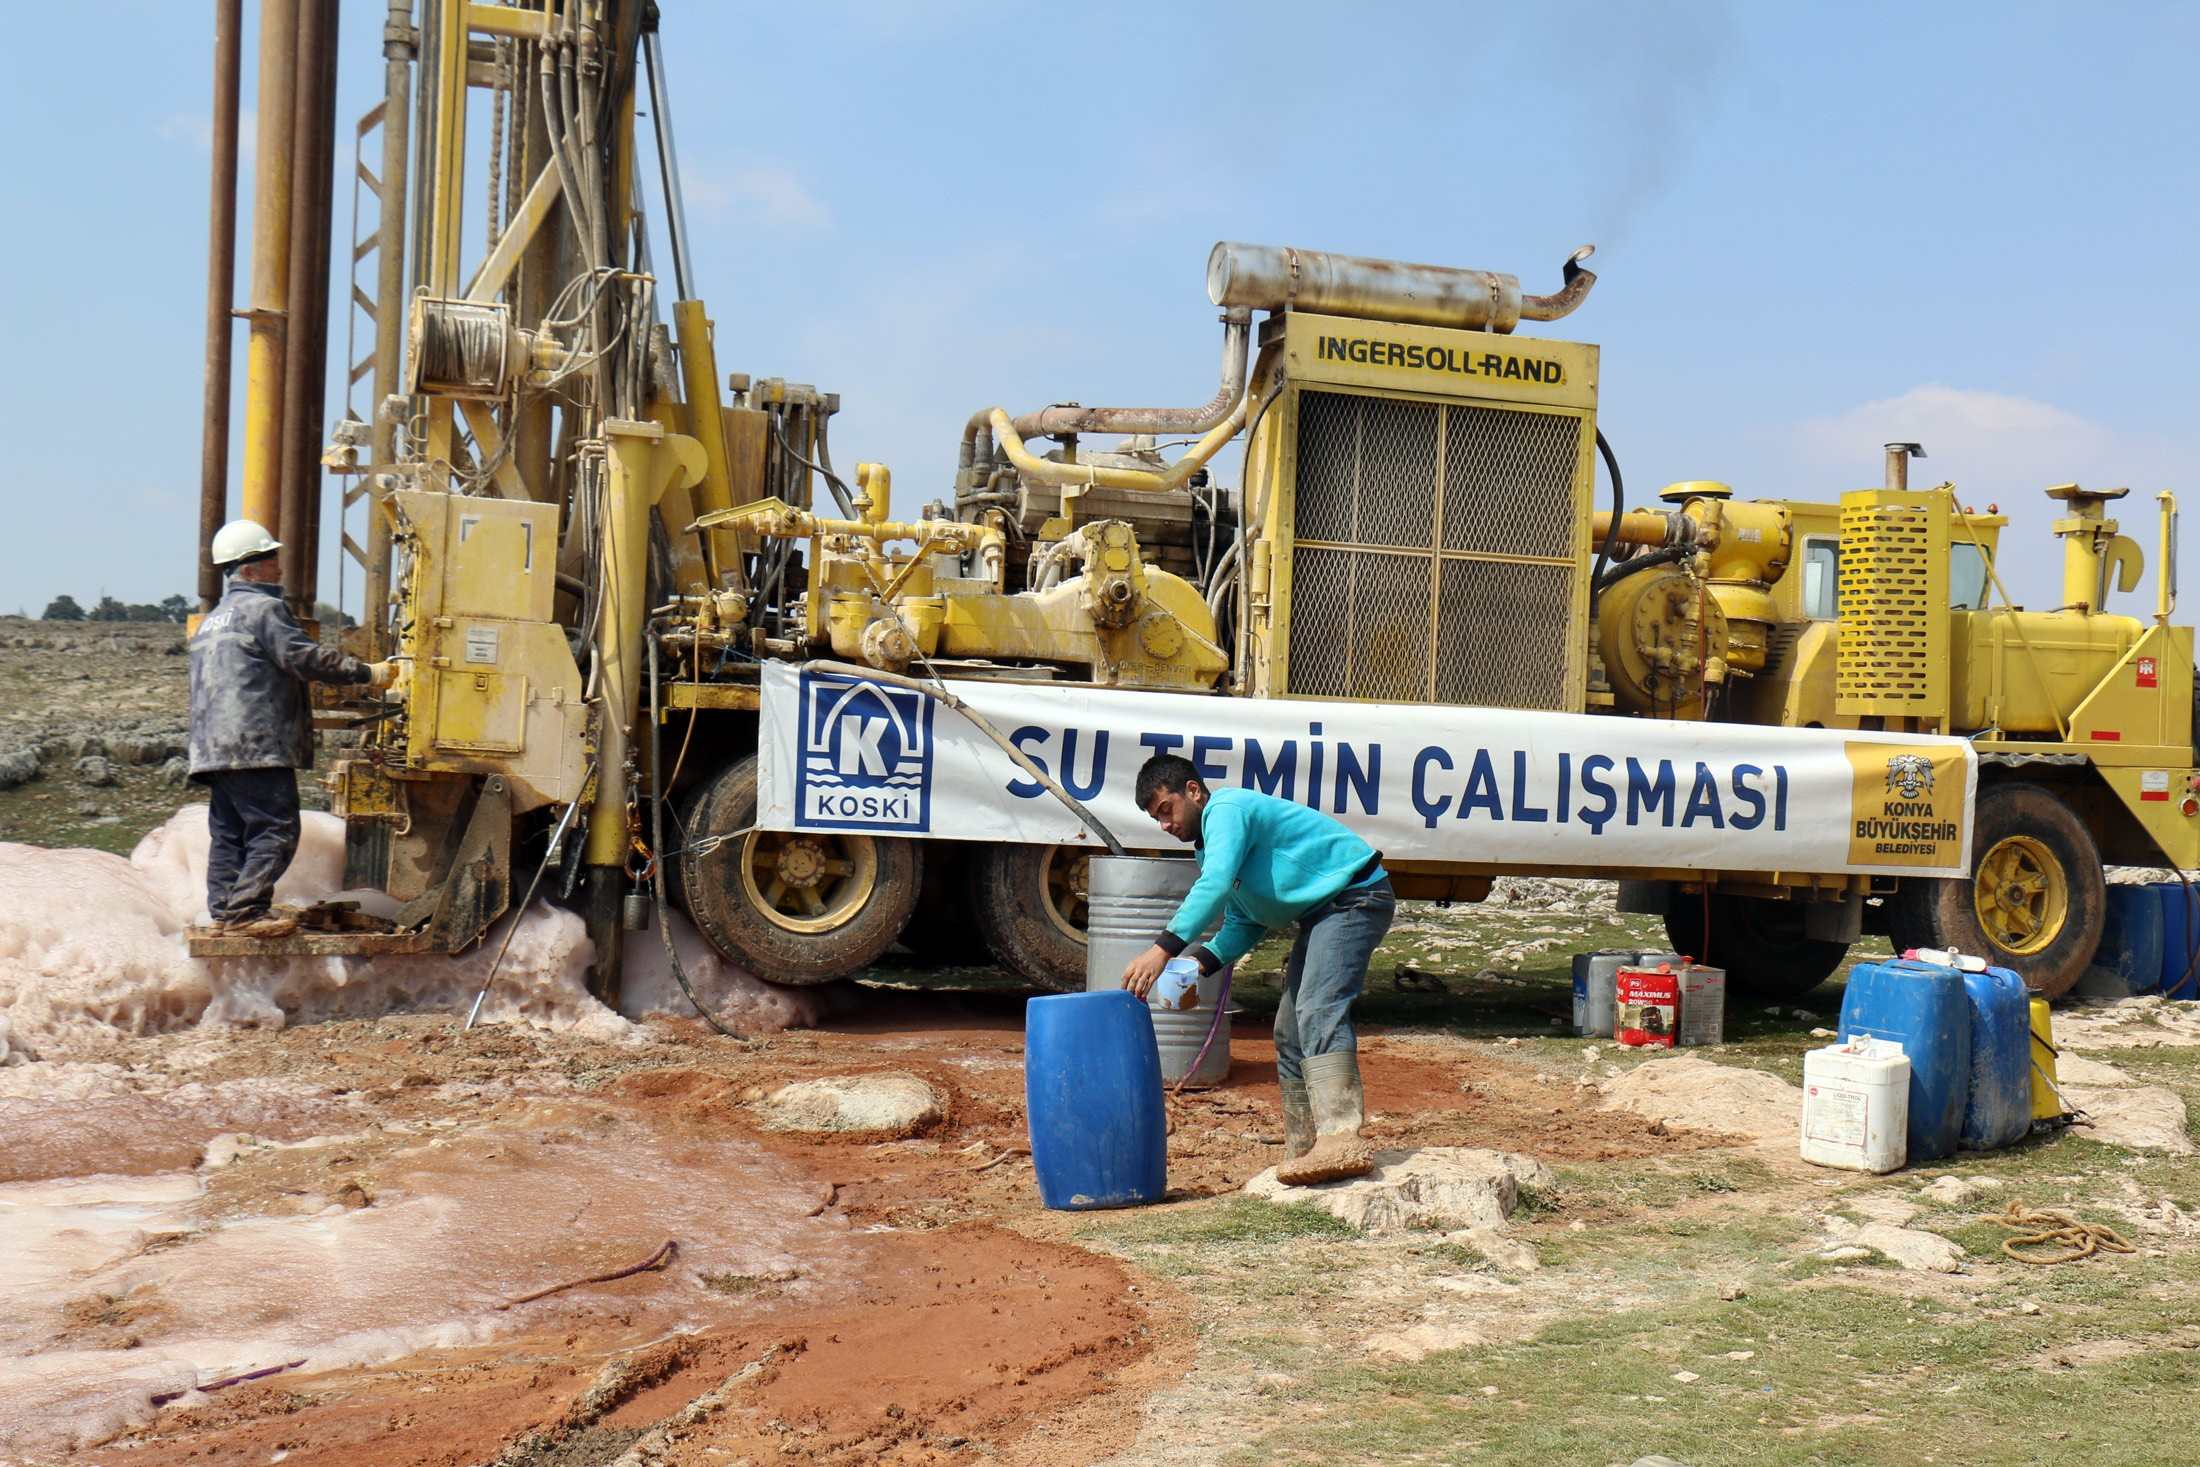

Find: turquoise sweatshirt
<box><xmin>1154</xmin><ymin>787</ymin><xmax>1385</xmax><ymax>972</ymax></box>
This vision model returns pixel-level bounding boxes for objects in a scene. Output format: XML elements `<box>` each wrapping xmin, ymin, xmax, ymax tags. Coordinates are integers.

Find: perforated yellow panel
<box><xmin>1835</xmin><ymin>489</ymin><xmax>1950</xmax><ymax>721</ymax></box>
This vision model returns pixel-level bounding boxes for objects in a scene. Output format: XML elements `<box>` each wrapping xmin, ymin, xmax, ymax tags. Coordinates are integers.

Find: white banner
<box><xmin>757</xmin><ymin>662</ymin><xmax>1977</xmax><ymax>878</ymax></box>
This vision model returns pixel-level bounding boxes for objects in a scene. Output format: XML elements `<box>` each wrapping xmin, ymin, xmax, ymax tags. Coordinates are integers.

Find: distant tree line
<box><xmin>37</xmin><ymin>594</ymin><xmax>356</xmax><ymax>628</ymax></box>
<box><xmin>41</xmin><ymin>594</ymin><xmax>192</xmax><ymax>623</ymax></box>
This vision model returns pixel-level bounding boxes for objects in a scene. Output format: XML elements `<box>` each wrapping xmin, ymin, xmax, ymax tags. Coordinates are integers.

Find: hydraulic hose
<box><xmin>1589</xmin><ymin>427</ymin><xmax>1626</xmax><ymax>613</ymax></box>
<box><xmin>649</xmin><ymin>626</ymin><xmax>745</xmax><ymax>1038</ymax></box>
<box><xmin>1593</xmin><ymin>542</ymin><xmax>1689</xmax><ymax>592</ymax></box>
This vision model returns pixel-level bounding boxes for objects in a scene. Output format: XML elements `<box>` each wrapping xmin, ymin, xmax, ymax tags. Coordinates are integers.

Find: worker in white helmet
<box><xmin>187</xmin><ymin>520</ymin><xmax>395</xmax><ymax>937</ymax></box>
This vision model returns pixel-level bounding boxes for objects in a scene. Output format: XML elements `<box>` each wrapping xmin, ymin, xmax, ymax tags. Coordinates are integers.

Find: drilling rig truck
<box><xmin>188</xmin><ymin>0</ymin><xmax>2198</xmax><ymax>1007</ymax></box>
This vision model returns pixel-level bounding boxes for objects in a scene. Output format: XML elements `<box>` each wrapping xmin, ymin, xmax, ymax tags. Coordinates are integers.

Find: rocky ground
<box><xmin>6</xmin><ymin>619</ymin><xmax>2200</xmax><ymax>1465</ymax></box>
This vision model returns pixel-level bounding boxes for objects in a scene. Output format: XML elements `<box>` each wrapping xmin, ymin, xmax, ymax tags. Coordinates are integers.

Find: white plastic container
<box><xmin>1801</xmin><ymin>1036</ymin><xmax>1911</xmax><ymax>1173</ymax></box>
<box><xmin>1573</xmin><ymin>949</ymin><xmax>1683</xmax><ymax>1037</ymax></box>
<box><xmin>1149</xmin><ymin>956</ymin><xmax>1201</xmax><ymax>1011</ymax></box>
<box><xmin>1677</xmin><ymin>963</ymin><xmax>1726</xmax><ymax>1047</ymax></box>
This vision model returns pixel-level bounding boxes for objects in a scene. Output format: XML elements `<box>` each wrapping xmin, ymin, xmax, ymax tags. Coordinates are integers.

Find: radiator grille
<box><xmin>1442</xmin><ymin>405</ymin><xmax>1579</xmax><ymax>557</ymax></box>
<box><xmin>1287</xmin><ymin>390</ymin><xmax>1584</xmax><ymax>707</ymax></box>
<box><xmin>1835</xmin><ymin>490</ymin><xmax>1950</xmax><ymax>718</ymax></box>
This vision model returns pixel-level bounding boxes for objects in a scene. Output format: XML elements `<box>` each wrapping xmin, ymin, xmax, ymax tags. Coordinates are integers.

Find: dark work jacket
<box><xmin>187</xmin><ymin>578</ymin><xmax>369</xmax><ymax>777</ymax></box>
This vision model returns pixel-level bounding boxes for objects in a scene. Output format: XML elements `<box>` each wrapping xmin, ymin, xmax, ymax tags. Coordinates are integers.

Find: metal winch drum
<box><xmin>1085</xmin><ymin>855</ymin><xmax>1232</xmax><ymax>1087</ymax></box>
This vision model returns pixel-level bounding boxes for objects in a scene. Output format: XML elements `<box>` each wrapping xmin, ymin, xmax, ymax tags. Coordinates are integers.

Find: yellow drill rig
<box><xmin>190</xmin><ymin>1</ymin><xmax>2194</xmax><ymax>1007</ymax></box>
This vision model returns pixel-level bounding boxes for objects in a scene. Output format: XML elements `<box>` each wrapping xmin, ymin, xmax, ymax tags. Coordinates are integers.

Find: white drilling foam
<box><xmin>0</xmin><ymin>809</ymin><xmax>828</xmax><ymax>1060</ymax></box>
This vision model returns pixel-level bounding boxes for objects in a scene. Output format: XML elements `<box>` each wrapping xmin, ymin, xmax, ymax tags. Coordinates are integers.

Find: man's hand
<box><xmin>1121</xmin><ymin>944</ymin><xmax>1170</xmax><ymax>999</ymax></box>
<box><xmin>366</xmin><ymin>660</ymin><xmax>397</xmax><ymax>691</ymax></box>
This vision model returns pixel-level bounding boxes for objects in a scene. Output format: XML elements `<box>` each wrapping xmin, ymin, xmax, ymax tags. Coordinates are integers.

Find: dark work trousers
<box><xmin>204</xmin><ymin>767</ymin><xmax>303</xmax><ymax>922</ymax></box>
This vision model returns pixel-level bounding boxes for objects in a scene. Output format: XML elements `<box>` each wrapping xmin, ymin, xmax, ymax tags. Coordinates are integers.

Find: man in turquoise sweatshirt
<box><xmin>1122</xmin><ymin>753</ymin><xmax>1396</xmax><ymax>1184</ymax></box>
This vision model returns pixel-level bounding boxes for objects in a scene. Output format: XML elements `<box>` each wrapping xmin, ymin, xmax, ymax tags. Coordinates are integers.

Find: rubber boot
<box><xmin>1274</xmin><ymin>1050</ymin><xmax>1373</xmax><ymax>1185</ymax></box>
<box><xmin>1279</xmin><ymin>1076</ymin><xmax>1314</xmax><ymax>1158</ymax></box>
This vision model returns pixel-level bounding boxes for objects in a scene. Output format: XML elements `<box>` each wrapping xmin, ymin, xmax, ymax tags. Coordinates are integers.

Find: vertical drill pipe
<box><xmin>363</xmin><ymin>0</ymin><xmax>414</xmax><ymax>648</ymax></box>
<box><xmin>241</xmin><ymin>0</ymin><xmax>300</xmax><ymax>533</ymax></box>
<box><xmin>278</xmin><ymin>0</ymin><xmax>338</xmax><ymax>608</ymax></box>
<box><xmin>640</xmin><ymin>27</ymin><xmax>693</xmax><ymax>301</ymax></box>
<box><xmin>302</xmin><ymin>0</ymin><xmax>341</xmax><ymax>601</ymax></box>
<box><xmin>198</xmin><ymin>0</ymin><xmax>244</xmax><ymax>609</ymax></box>
<box><xmin>427</xmin><ymin>0</ymin><xmax>467</xmax><ymax>292</ymax></box>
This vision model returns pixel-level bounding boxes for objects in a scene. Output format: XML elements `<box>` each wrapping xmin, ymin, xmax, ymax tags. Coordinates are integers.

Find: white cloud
<box><xmin>1795</xmin><ymin>384</ymin><xmax>2111</xmax><ymax>486</ymax></box>
<box><xmin>1789</xmin><ymin>384</ymin><xmax>2194</xmax><ymax>610</ymax></box>
<box><xmin>157</xmin><ymin>108</ymin><xmax>256</xmax><ymax>163</ymax></box>
<box><xmin>687</xmin><ymin>164</ymin><xmax>830</xmax><ymax>231</ymax></box>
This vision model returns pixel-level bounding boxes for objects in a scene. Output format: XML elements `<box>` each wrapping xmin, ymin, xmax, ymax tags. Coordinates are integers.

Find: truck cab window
<box><xmin>1950</xmin><ymin>543</ymin><xmax>1989</xmax><ymax>610</ymax></box>
<box><xmin>1801</xmin><ymin>538</ymin><xmax>1840</xmax><ymax>620</ymax></box>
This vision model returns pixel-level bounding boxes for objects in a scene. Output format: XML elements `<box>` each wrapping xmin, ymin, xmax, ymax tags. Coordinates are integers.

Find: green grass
<box><xmin>1230</xmin><ymin>1271</ymin><xmax>2200</xmax><ymax>1466</ymax></box>
<box><xmin>1083</xmin><ymin>1197</ymin><xmax>1358</xmax><ymax>1248</ymax></box>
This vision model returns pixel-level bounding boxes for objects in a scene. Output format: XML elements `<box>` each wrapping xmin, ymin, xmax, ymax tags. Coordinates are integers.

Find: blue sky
<box><xmin>5</xmin><ymin>1</ymin><xmax>2195</xmax><ymax>619</ymax></box>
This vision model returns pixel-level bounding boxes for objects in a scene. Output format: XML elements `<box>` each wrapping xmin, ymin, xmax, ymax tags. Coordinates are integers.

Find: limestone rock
<box><xmin>72</xmin><ymin>755</ymin><xmax>117</xmax><ymax>787</ymax></box>
<box><xmin>1447</xmin><ymin>1224</ymin><xmax>1540</xmax><ymax>1272</ymax></box>
<box><xmin>2063</xmin><ymin>1083</ymin><xmax>2196</xmax><ymax>1154</ymax></box>
<box><xmin>1599</xmin><ymin>1054</ymin><xmax>1803</xmax><ymax>1143</ymax></box>
<box><xmin>2056</xmin><ymin>1054</ymin><xmax>2134</xmax><ymax>1086</ymax></box>
<box><xmin>1918</xmin><ymin>1176</ymin><xmax>1983</xmax><ymax>1207</ymax></box>
<box><xmin>0</xmin><ymin>746</ymin><xmax>40</xmax><ymax>790</ymax></box>
<box><xmin>1852</xmin><ymin>1222</ymin><xmax>1966</xmax><ymax>1272</ymax></box>
<box><xmin>159</xmin><ymin>755</ymin><xmax>191</xmax><ymax>786</ymax></box>
<box><xmin>1362</xmin><ymin>1318</ymin><xmax>1493</xmax><ymax>1362</ymax></box>
<box><xmin>1246</xmin><ymin>1146</ymin><xmax>1555</xmax><ymax>1236</ymax></box>
<box><xmin>108</xmin><ymin>730</ymin><xmax>185</xmax><ymax>766</ymax></box>
<box><xmin>1849</xmin><ymin>1192</ymin><xmax>1923</xmax><ymax>1225</ymax></box>
<box><xmin>755</xmin><ymin>1072</ymin><xmax>944</xmax><ymax>1137</ymax></box>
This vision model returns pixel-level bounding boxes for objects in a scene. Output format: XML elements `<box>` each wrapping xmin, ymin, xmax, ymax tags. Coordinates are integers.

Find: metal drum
<box><xmin>1086</xmin><ymin>855</ymin><xmax>1231</xmax><ymax>1088</ymax></box>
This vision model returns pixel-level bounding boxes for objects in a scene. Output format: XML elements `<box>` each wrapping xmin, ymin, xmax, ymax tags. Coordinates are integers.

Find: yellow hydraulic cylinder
<box><xmin>239</xmin><ymin>0</ymin><xmax>299</xmax><ymax>532</ymax></box>
<box><xmin>585</xmin><ymin>420</ymin><xmax>707</xmax><ymax>868</ymax></box>
<box><xmin>671</xmin><ymin>299</ymin><xmax>742</xmax><ymax>585</ymax></box>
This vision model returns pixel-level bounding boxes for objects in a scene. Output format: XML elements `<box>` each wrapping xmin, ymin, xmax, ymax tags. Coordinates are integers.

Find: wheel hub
<box><xmin>738</xmin><ymin>830</ymin><xmax>879</xmax><ymax>935</ymax></box>
<box><xmin>776</xmin><ymin>839</ymin><xmax>827</xmax><ymax>888</ymax></box>
<box><xmin>1973</xmin><ymin>834</ymin><xmax>2067</xmax><ymax>956</ymax></box>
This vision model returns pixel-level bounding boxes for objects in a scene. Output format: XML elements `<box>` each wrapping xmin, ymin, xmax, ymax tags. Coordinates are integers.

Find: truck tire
<box><xmin>970</xmin><ymin>843</ymin><xmax>1091</xmax><ymax>992</ymax></box>
<box><xmin>897</xmin><ymin>842</ymin><xmax>974</xmax><ymax>965</ymax></box>
<box><xmin>1884</xmin><ymin>781</ymin><xmax>2105</xmax><ymax>1000</ymax></box>
<box><xmin>1664</xmin><ymin>892</ymin><xmax>1851</xmax><ymax>1001</ymax></box>
<box><xmin>675</xmin><ymin>754</ymin><xmax>923</xmax><ymax>984</ymax></box>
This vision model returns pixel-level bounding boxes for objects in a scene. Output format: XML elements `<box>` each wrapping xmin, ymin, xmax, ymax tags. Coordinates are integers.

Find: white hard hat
<box><xmin>210</xmin><ymin>519</ymin><xmax>282</xmax><ymax>568</ymax></box>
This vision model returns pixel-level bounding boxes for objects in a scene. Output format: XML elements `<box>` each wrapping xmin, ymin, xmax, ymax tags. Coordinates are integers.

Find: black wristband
<box><xmin>1189</xmin><ymin>945</ymin><xmax>1221</xmax><ymax>976</ymax></box>
<box><xmin>1154</xmin><ymin>931</ymin><xmax>1188</xmax><ymax>958</ymax></box>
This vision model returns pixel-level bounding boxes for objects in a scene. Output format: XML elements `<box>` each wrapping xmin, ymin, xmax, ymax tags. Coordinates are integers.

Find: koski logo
<box><xmin>795</xmin><ymin>671</ymin><xmax>934</xmax><ymax>831</ymax></box>
<box><xmin>1884</xmin><ymin>753</ymin><xmax>1935</xmax><ymax>800</ymax></box>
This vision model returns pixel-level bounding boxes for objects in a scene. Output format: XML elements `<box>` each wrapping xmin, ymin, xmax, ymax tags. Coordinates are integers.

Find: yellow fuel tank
<box><xmin>1948</xmin><ymin>609</ymin><xmax>2147</xmax><ymax>736</ymax></box>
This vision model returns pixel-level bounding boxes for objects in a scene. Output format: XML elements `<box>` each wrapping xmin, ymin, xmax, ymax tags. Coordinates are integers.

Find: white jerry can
<box><xmin>1800</xmin><ymin>1036</ymin><xmax>1910</xmax><ymax>1173</ymax></box>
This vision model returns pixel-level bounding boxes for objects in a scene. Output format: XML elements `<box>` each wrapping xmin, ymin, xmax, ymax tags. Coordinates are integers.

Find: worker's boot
<box><xmin>234</xmin><ymin>909</ymin><xmax>300</xmax><ymax>940</ymax></box>
<box><xmin>1279</xmin><ymin>1075</ymin><xmax>1314</xmax><ymax>1159</ymax></box>
<box><xmin>1274</xmin><ymin>1050</ymin><xmax>1372</xmax><ymax>1185</ymax></box>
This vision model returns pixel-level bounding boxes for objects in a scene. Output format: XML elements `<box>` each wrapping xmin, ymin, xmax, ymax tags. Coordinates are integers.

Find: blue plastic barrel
<box><xmin>2099</xmin><ymin>885</ymin><xmax>2165</xmax><ymax>995</ymax></box>
<box><xmin>2156</xmin><ymin>883</ymin><xmax>2200</xmax><ymax>1000</ymax></box>
<box><xmin>1960</xmin><ymin>966</ymin><xmax>2031</xmax><ymax>1151</ymax></box>
<box><xmin>1840</xmin><ymin>958</ymin><xmax>1973</xmax><ymax>1163</ymax></box>
<box><xmin>1024</xmin><ymin>991</ymin><xmax>1166</xmax><ymax>1210</ymax></box>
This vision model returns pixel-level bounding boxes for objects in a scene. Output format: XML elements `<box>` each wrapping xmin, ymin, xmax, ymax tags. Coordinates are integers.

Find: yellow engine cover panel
<box><xmin>1835</xmin><ymin>489</ymin><xmax>1950</xmax><ymax>722</ymax></box>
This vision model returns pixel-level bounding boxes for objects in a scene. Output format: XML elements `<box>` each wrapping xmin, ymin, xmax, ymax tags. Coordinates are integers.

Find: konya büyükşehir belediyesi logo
<box><xmin>795</xmin><ymin>670</ymin><xmax>934</xmax><ymax>831</ymax></box>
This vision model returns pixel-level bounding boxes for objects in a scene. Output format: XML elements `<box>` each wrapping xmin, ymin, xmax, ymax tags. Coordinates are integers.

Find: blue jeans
<box><xmin>1274</xmin><ymin>877</ymin><xmax>1395</xmax><ymax>1082</ymax></box>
